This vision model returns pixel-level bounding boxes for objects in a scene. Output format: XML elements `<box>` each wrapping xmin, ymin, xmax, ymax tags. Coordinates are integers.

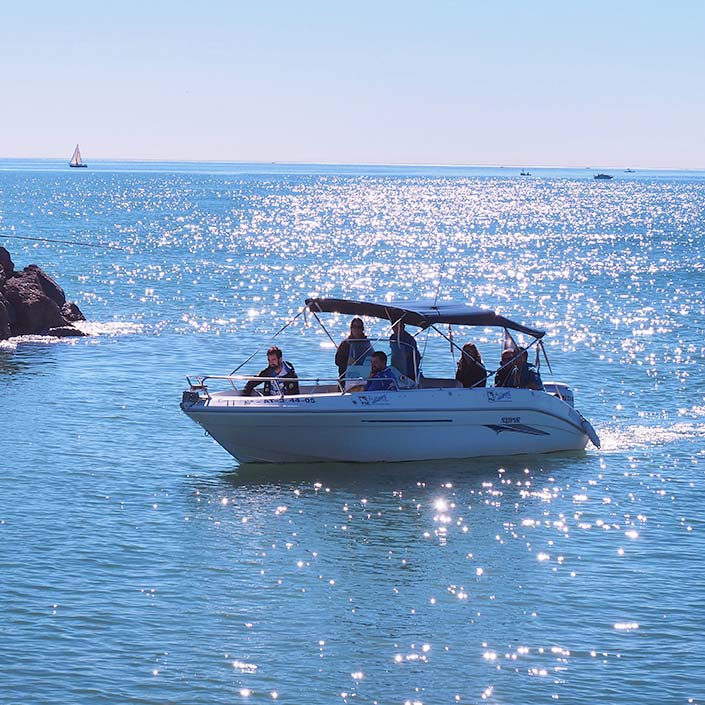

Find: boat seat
<box><xmin>419</xmin><ymin>377</ymin><xmax>463</xmax><ymax>389</ymax></box>
<box><xmin>342</xmin><ymin>362</ymin><xmax>371</xmax><ymax>391</ymax></box>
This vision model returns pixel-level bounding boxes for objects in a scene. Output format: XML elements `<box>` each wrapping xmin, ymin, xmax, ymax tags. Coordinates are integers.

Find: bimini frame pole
<box><xmin>229</xmin><ymin>306</ymin><xmax>307</xmax><ymax>376</ymax></box>
<box><xmin>386</xmin><ymin>309</ymin><xmax>423</xmax><ymax>387</ymax></box>
<box><xmin>431</xmin><ymin>324</ymin><xmax>542</xmax><ymax>386</ymax></box>
<box><xmin>309</xmin><ymin>309</ymin><xmax>339</xmax><ymax>349</ymax></box>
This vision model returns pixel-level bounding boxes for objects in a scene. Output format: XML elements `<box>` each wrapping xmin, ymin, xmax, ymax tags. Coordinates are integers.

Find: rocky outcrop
<box><xmin>0</xmin><ymin>247</ymin><xmax>13</xmax><ymax>280</ymax></box>
<box><xmin>0</xmin><ymin>294</ymin><xmax>11</xmax><ymax>339</ymax></box>
<box><xmin>0</xmin><ymin>247</ymin><xmax>86</xmax><ymax>340</ymax></box>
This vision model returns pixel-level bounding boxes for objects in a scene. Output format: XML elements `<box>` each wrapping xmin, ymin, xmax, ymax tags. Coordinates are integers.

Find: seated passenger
<box><xmin>495</xmin><ymin>348</ymin><xmax>519</xmax><ymax>387</ymax></box>
<box><xmin>335</xmin><ymin>317</ymin><xmax>375</xmax><ymax>379</ymax></box>
<box><xmin>495</xmin><ymin>347</ymin><xmax>544</xmax><ymax>390</ymax></box>
<box><xmin>389</xmin><ymin>320</ymin><xmax>420</xmax><ymax>380</ymax></box>
<box><xmin>455</xmin><ymin>342</ymin><xmax>487</xmax><ymax>388</ymax></box>
<box><xmin>364</xmin><ymin>351</ymin><xmax>399</xmax><ymax>391</ymax></box>
<box><xmin>242</xmin><ymin>345</ymin><xmax>300</xmax><ymax>396</ymax></box>
<box><xmin>517</xmin><ymin>347</ymin><xmax>544</xmax><ymax>390</ymax></box>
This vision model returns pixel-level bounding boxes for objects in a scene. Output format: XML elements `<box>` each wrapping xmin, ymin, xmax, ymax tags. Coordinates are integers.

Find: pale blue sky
<box><xmin>2</xmin><ymin>1</ymin><xmax>704</xmax><ymax>167</ymax></box>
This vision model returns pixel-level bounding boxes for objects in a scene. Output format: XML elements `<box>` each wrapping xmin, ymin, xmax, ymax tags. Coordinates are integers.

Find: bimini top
<box><xmin>305</xmin><ymin>297</ymin><xmax>545</xmax><ymax>338</ymax></box>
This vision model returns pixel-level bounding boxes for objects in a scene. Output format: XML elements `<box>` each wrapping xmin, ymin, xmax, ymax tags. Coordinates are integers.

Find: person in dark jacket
<box><xmin>242</xmin><ymin>346</ymin><xmax>299</xmax><ymax>396</ymax></box>
<box><xmin>456</xmin><ymin>342</ymin><xmax>487</xmax><ymax>388</ymax></box>
<box><xmin>335</xmin><ymin>317</ymin><xmax>374</xmax><ymax>378</ymax></box>
<box><xmin>494</xmin><ymin>348</ymin><xmax>519</xmax><ymax>387</ymax></box>
<box><xmin>389</xmin><ymin>320</ymin><xmax>420</xmax><ymax>380</ymax></box>
<box><xmin>495</xmin><ymin>347</ymin><xmax>543</xmax><ymax>390</ymax></box>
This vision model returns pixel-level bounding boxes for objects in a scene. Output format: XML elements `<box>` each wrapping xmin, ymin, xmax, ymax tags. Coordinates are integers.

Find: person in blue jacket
<box><xmin>364</xmin><ymin>351</ymin><xmax>399</xmax><ymax>391</ymax></box>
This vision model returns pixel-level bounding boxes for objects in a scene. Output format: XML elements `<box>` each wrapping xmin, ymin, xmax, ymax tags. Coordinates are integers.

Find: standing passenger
<box><xmin>389</xmin><ymin>320</ymin><xmax>420</xmax><ymax>380</ymax></box>
<box><xmin>335</xmin><ymin>317</ymin><xmax>374</xmax><ymax>378</ymax></box>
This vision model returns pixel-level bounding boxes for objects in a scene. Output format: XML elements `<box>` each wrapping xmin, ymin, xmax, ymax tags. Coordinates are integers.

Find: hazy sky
<box><xmin>2</xmin><ymin>1</ymin><xmax>704</xmax><ymax>167</ymax></box>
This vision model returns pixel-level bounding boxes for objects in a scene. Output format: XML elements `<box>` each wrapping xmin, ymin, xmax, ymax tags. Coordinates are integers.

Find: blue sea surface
<box><xmin>1</xmin><ymin>160</ymin><xmax>704</xmax><ymax>704</ymax></box>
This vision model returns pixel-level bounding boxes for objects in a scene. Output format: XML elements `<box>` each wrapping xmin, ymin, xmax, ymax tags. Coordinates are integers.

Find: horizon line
<box><xmin>1</xmin><ymin>156</ymin><xmax>704</xmax><ymax>172</ymax></box>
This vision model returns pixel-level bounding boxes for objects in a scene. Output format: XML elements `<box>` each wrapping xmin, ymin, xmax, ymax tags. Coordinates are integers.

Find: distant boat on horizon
<box><xmin>69</xmin><ymin>144</ymin><xmax>87</xmax><ymax>168</ymax></box>
<box><xmin>594</xmin><ymin>173</ymin><xmax>613</xmax><ymax>180</ymax></box>
<box><xmin>519</xmin><ymin>170</ymin><xmax>531</xmax><ymax>176</ymax></box>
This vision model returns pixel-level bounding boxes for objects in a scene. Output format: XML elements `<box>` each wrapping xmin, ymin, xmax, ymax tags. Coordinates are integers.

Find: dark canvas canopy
<box><xmin>305</xmin><ymin>297</ymin><xmax>545</xmax><ymax>339</ymax></box>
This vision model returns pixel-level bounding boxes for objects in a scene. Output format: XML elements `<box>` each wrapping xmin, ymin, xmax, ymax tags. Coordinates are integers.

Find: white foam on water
<box><xmin>598</xmin><ymin>422</ymin><xmax>705</xmax><ymax>451</ymax></box>
<box><xmin>73</xmin><ymin>320</ymin><xmax>144</xmax><ymax>336</ymax></box>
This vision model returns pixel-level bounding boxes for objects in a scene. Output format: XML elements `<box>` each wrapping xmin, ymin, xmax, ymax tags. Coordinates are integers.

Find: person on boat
<box><xmin>364</xmin><ymin>351</ymin><xmax>399</xmax><ymax>391</ymax></box>
<box><xmin>335</xmin><ymin>317</ymin><xmax>374</xmax><ymax>378</ymax></box>
<box><xmin>495</xmin><ymin>347</ymin><xmax>544</xmax><ymax>390</ymax></box>
<box><xmin>495</xmin><ymin>348</ymin><xmax>520</xmax><ymax>387</ymax></box>
<box><xmin>241</xmin><ymin>346</ymin><xmax>300</xmax><ymax>396</ymax></box>
<box><xmin>519</xmin><ymin>348</ymin><xmax>545</xmax><ymax>390</ymax></box>
<box><xmin>455</xmin><ymin>342</ymin><xmax>487</xmax><ymax>388</ymax></box>
<box><xmin>389</xmin><ymin>319</ymin><xmax>420</xmax><ymax>380</ymax></box>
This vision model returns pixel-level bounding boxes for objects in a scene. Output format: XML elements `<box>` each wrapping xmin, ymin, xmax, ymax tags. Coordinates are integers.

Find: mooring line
<box><xmin>0</xmin><ymin>233</ymin><xmax>123</xmax><ymax>250</ymax></box>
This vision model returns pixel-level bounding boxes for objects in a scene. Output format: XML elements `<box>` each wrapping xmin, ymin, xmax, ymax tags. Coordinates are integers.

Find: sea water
<box><xmin>1</xmin><ymin>160</ymin><xmax>704</xmax><ymax>704</ymax></box>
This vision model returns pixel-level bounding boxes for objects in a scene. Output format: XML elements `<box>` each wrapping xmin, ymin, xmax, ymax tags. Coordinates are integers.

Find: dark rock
<box><xmin>25</xmin><ymin>264</ymin><xmax>66</xmax><ymax>307</ymax></box>
<box><xmin>0</xmin><ymin>291</ymin><xmax>16</xmax><ymax>321</ymax></box>
<box><xmin>0</xmin><ymin>248</ymin><xmax>87</xmax><ymax>340</ymax></box>
<box><xmin>61</xmin><ymin>301</ymin><xmax>86</xmax><ymax>322</ymax></box>
<box><xmin>0</xmin><ymin>296</ymin><xmax>11</xmax><ymax>339</ymax></box>
<box><xmin>0</xmin><ymin>292</ymin><xmax>16</xmax><ymax>324</ymax></box>
<box><xmin>0</xmin><ymin>247</ymin><xmax>14</xmax><ymax>278</ymax></box>
<box><xmin>3</xmin><ymin>269</ymin><xmax>68</xmax><ymax>336</ymax></box>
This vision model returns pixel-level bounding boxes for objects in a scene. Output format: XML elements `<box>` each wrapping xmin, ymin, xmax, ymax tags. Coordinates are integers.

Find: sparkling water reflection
<box><xmin>2</xmin><ymin>162</ymin><xmax>704</xmax><ymax>704</ymax></box>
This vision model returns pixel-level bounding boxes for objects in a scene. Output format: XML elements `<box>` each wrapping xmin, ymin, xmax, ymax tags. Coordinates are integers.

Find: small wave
<box><xmin>0</xmin><ymin>320</ymin><xmax>144</xmax><ymax>349</ymax></box>
<box><xmin>74</xmin><ymin>320</ymin><xmax>144</xmax><ymax>336</ymax></box>
<box><xmin>2</xmin><ymin>333</ymin><xmax>75</xmax><ymax>346</ymax></box>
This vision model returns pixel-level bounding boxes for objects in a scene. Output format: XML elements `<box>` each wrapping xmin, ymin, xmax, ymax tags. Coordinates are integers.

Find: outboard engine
<box><xmin>544</xmin><ymin>382</ymin><xmax>574</xmax><ymax>406</ymax></box>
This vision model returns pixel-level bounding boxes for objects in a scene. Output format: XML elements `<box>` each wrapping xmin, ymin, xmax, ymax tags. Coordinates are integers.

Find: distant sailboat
<box><xmin>69</xmin><ymin>144</ymin><xmax>87</xmax><ymax>168</ymax></box>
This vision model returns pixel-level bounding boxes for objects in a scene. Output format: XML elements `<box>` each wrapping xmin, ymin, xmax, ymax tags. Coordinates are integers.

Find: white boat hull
<box><xmin>181</xmin><ymin>386</ymin><xmax>593</xmax><ymax>464</ymax></box>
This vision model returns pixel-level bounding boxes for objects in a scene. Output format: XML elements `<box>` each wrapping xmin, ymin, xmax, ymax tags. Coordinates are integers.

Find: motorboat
<box><xmin>180</xmin><ymin>297</ymin><xmax>600</xmax><ymax>464</ymax></box>
<box><xmin>594</xmin><ymin>173</ymin><xmax>613</xmax><ymax>180</ymax></box>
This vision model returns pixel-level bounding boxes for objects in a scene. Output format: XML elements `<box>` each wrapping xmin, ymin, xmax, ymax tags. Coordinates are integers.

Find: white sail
<box><xmin>69</xmin><ymin>144</ymin><xmax>86</xmax><ymax>167</ymax></box>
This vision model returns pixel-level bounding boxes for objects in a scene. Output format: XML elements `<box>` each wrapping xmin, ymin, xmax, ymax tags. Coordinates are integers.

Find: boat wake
<box><xmin>597</xmin><ymin>421</ymin><xmax>705</xmax><ymax>452</ymax></box>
